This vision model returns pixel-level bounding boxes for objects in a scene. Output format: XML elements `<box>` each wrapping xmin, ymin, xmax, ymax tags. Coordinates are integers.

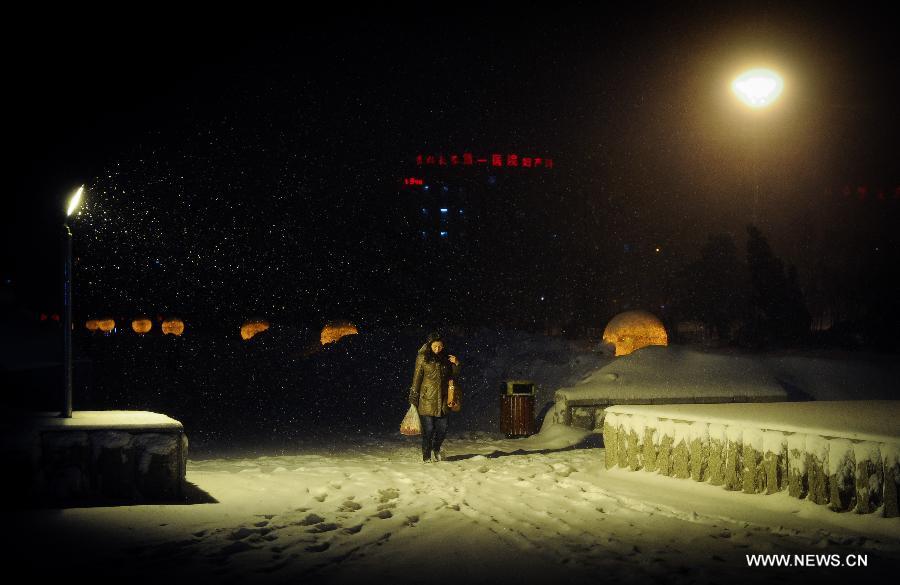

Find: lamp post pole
<box><xmin>62</xmin><ymin>222</ymin><xmax>73</xmax><ymax>418</ymax></box>
<box><xmin>61</xmin><ymin>185</ymin><xmax>84</xmax><ymax>419</ymax></box>
<box><xmin>751</xmin><ymin>124</ymin><xmax>760</xmax><ymax>226</ymax></box>
<box><xmin>732</xmin><ymin>68</ymin><xmax>784</xmax><ymax>227</ymax></box>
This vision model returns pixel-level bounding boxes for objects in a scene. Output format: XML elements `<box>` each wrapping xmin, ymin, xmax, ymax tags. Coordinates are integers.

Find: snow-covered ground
<box><xmin>14</xmin><ymin>424</ymin><xmax>900</xmax><ymax>584</ymax></box>
<box><xmin>11</xmin><ymin>338</ymin><xmax>900</xmax><ymax>584</ymax></box>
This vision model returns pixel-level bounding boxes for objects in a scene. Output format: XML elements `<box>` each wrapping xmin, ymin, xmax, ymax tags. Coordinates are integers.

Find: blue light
<box><xmin>440</xmin><ymin>231</ymin><xmax>448</xmax><ymax>237</ymax></box>
<box><xmin>424</xmin><ymin>185</ymin><xmax>430</xmax><ymax>191</ymax></box>
<box><xmin>440</xmin><ymin>208</ymin><xmax>448</xmax><ymax>213</ymax></box>
<box><xmin>421</xmin><ymin>208</ymin><xmax>427</xmax><ymax>215</ymax></box>
<box><xmin>459</xmin><ymin>209</ymin><xmax>464</xmax><ymax>214</ymax></box>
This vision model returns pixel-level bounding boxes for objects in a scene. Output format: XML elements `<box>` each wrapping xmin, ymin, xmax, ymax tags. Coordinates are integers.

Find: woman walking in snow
<box><xmin>408</xmin><ymin>331</ymin><xmax>461</xmax><ymax>462</ymax></box>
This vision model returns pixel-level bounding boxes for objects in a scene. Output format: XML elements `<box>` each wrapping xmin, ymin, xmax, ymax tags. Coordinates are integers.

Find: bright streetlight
<box><xmin>732</xmin><ymin>68</ymin><xmax>784</xmax><ymax>109</ymax></box>
<box><xmin>66</xmin><ymin>186</ymin><xmax>84</xmax><ymax>218</ymax></box>
<box><xmin>62</xmin><ymin>185</ymin><xmax>85</xmax><ymax>418</ymax></box>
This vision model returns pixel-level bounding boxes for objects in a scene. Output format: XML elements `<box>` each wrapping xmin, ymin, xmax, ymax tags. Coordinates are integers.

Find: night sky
<box><xmin>4</xmin><ymin>5</ymin><xmax>898</xmax><ymax>331</ymax></box>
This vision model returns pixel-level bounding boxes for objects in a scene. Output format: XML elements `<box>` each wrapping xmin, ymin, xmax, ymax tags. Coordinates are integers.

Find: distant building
<box><xmin>398</xmin><ymin>150</ymin><xmax>555</xmax><ymax>244</ymax></box>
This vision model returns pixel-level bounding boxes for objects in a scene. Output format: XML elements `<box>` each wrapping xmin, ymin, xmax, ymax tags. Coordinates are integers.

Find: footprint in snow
<box><xmin>378</xmin><ymin>488</ymin><xmax>400</xmax><ymax>502</ymax></box>
<box><xmin>375</xmin><ymin>510</ymin><xmax>393</xmax><ymax>519</ymax></box>
<box><xmin>305</xmin><ymin>542</ymin><xmax>330</xmax><ymax>553</ymax></box>
<box><xmin>307</xmin><ymin>522</ymin><xmax>340</xmax><ymax>533</ymax></box>
<box><xmin>220</xmin><ymin>540</ymin><xmax>257</xmax><ymax>556</ymax></box>
<box><xmin>342</xmin><ymin>524</ymin><xmax>364</xmax><ymax>535</ymax></box>
<box><xmin>229</xmin><ymin>527</ymin><xmax>255</xmax><ymax>541</ymax></box>
<box><xmin>295</xmin><ymin>514</ymin><xmax>326</xmax><ymax>526</ymax></box>
<box><xmin>339</xmin><ymin>500</ymin><xmax>362</xmax><ymax>512</ymax></box>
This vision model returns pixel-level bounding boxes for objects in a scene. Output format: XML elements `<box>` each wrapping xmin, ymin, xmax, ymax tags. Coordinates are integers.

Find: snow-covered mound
<box><xmin>557</xmin><ymin>346</ymin><xmax>788</xmax><ymax>403</ymax></box>
<box><xmin>765</xmin><ymin>352</ymin><xmax>900</xmax><ymax>400</ymax></box>
<box><xmin>556</xmin><ymin>345</ymin><xmax>900</xmax><ymax>405</ymax></box>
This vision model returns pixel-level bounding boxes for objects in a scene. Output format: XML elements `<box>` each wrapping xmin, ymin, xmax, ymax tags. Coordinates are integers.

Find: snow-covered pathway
<box><xmin>15</xmin><ymin>431</ymin><xmax>900</xmax><ymax>585</ymax></box>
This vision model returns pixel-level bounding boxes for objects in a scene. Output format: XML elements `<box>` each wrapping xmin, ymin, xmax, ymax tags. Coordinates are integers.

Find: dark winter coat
<box><xmin>409</xmin><ymin>342</ymin><xmax>461</xmax><ymax>417</ymax></box>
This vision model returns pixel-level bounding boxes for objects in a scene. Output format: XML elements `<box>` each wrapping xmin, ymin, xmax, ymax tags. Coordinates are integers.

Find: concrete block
<box><xmin>854</xmin><ymin>457</ymin><xmax>882</xmax><ymax>514</ymax></box>
<box><xmin>883</xmin><ymin>460</ymin><xmax>899</xmax><ymax>518</ymax></box>
<box><xmin>762</xmin><ymin>450</ymin><xmax>783</xmax><ymax>494</ymax></box>
<box><xmin>626</xmin><ymin>429</ymin><xmax>642</xmax><ymax>471</ymax></box>
<box><xmin>673</xmin><ymin>439</ymin><xmax>690</xmax><ymax>479</ymax></box>
<box><xmin>134</xmin><ymin>433</ymin><xmax>182</xmax><ymax>500</ymax></box>
<box><xmin>708</xmin><ymin>438</ymin><xmax>725</xmax><ymax>486</ymax></box>
<box><xmin>39</xmin><ymin>431</ymin><xmax>90</xmax><ymax>500</ymax></box>
<box><xmin>91</xmin><ymin>431</ymin><xmax>136</xmax><ymax>500</ymax></box>
<box><xmin>807</xmin><ymin>452</ymin><xmax>830</xmax><ymax>506</ymax></box>
<box><xmin>642</xmin><ymin>427</ymin><xmax>658</xmax><ymax>473</ymax></box>
<box><xmin>788</xmin><ymin>447</ymin><xmax>808</xmax><ymax>499</ymax></box>
<box><xmin>656</xmin><ymin>435</ymin><xmax>674</xmax><ymax>477</ymax></box>
<box><xmin>742</xmin><ymin>443</ymin><xmax>763</xmax><ymax>494</ymax></box>
<box><xmin>724</xmin><ymin>439</ymin><xmax>743</xmax><ymax>491</ymax></box>
<box><xmin>689</xmin><ymin>437</ymin><xmax>708</xmax><ymax>482</ymax></box>
<box><xmin>603</xmin><ymin>420</ymin><xmax>618</xmax><ymax>469</ymax></box>
<box><xmin>616</xmin><ymin>424</ymin><xmax>629</xmax><ymax>469</ymax></box>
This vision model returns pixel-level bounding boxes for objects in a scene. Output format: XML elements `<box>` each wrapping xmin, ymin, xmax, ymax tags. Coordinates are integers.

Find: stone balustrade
<box><xmin>602</xmin><ymin>401</ymin><xmax>900</xmax><ymax>517</ymax></box>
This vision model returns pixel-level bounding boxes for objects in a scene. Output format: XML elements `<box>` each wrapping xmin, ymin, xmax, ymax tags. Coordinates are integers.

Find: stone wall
<box><xmin>27</xmin><ymin>428</ymin><xmax>188</xmax><ymax>504</ymax></box>
<box><xmin>603</xmin><ymin>410</ymin><xmax>899</xmax><ymax>517</ymax></box>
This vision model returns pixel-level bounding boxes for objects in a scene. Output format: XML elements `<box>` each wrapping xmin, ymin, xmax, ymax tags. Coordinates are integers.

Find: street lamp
<box><xmin>732</xmin><ymin>68</ymin><xmax>784</xmax><ymax>108</ymax></box>
<box><xmin>62</xmin><ymin>185</ymin><xmax>84</xmax><ymax>418</ymax></box>
<box><xmin>732</xmin><ymin>68</ymin><xmax>783</xmax><ymax>223</ymax></box>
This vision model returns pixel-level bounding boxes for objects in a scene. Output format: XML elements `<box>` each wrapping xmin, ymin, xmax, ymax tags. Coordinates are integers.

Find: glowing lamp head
<box><xmin>66</xmin><ymin>185</ymin><xmax>85</xmax><ymax>217</ymax></box>
<box><xmin>732</xmin><ymin>69</ymin><xmax>784</xmax><ymax>108</ymax></box>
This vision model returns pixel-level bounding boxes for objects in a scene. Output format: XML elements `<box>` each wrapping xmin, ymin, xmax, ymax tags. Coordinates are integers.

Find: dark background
<box><xmin>3</xmin><ymin>4</ymin><xmax>898</xmax><ymax>337</ymax></box>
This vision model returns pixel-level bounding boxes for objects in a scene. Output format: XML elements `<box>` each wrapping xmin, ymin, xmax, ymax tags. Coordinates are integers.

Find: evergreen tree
<box><xmin>673</xmin><ymin>233</ymin><xmax>748</xmax><ymax>343</ymax></box>
<box><xmin>745</xmin><ymin>225</ymin><xmax>810</xmax><ymax>347</ymax></box>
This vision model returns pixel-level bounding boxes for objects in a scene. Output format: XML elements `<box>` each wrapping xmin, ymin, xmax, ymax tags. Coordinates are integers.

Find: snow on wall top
<box><xmin>556</xmin><ymin>346</ymin><xmax>788</xmax><ymax>403</ymax></box>
<box><xmin>20</xmin><ymin>411</ymin><xmax>184</xmax><ymax>431</ymax></box>
<box><xmin>605</xmin><ymin>401</ymin><xmax>900</xmax><ymax>444</ymax></box>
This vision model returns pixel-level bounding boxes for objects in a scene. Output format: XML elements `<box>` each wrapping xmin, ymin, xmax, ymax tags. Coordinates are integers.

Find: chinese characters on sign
<box><xmin>415</xmin><ymin>152</ymin><xmax>554</xmax><ymax>169</ymax></box>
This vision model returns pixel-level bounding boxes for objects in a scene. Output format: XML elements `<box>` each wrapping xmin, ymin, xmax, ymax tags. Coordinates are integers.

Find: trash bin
<box><xmin>500</xmin><ymin>379</ymin><xmax>536</xmax><ymax>437</ymax></box>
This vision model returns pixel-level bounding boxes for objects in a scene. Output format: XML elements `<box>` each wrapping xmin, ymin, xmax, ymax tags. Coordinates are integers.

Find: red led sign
<box><xmin>403</xmin><ymin>177</ymin><xmax>424</xmax><ymax>186</ymax></box>
<box><xmin>831</xmin><ymin>185</ymin><xmax>900</xmax><ymax>201</ymax></box>
<box><xmin>416</xmin><ymin>152</ymin><xmax>554</xmax><ymax>169</ymax></box>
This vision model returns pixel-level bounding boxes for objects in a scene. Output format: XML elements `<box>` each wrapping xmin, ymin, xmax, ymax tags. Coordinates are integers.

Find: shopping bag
<box><xmin>400</xmin><ymin>404</ymin><xmax>421</xmax><ymax>435</ymax></box>
<box><xmin>447</xmin><ymin>380</ymin><xmax>462</xmax><ymax>412</ymax></box>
